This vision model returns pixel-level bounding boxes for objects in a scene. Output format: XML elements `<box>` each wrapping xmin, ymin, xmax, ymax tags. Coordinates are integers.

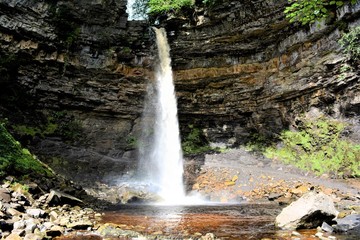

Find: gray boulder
<box><xmin>333</xmin><ymin>214</ymin><xmax>360</xmax><ymax>234</ymax></box>
<box><xmin>275</xmin><ymin>191</ymin><xmax>338</xmax><ymax>229</ymax></box>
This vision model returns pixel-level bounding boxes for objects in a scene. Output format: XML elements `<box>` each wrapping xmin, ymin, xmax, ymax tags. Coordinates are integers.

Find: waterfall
<box><xmin>138</xmin><ymin>27</ymin><xmax>185</xmax><ymax>203</ymax></box>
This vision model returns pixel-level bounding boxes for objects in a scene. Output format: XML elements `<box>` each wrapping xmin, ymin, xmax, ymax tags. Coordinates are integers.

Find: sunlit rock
<box><xmin>276</xmin><ymin>191</ymin><xmax>338</xmax><ymax>229</ymax></box>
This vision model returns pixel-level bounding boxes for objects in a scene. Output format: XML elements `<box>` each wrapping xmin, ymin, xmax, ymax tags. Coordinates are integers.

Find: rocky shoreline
<box><xmin>1</xmin><ymin>148</ymin><xmax>359</xmax><ymax>240</ymax></box>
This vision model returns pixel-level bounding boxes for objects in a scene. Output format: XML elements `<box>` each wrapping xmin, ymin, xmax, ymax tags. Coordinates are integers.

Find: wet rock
<box><xmin>333</xmin><ymin>214</ymin><xmax>360</xmax><ymax>234</ymax></box>
<box><xmin>46</xmin><ymin>190</ymin><xmax>83</xmax><ymax>206</ymax></box>
<box><xmin>276</xmin><ymin>192</ymin><xmax>338</xmax><ymax>229</ymax></box>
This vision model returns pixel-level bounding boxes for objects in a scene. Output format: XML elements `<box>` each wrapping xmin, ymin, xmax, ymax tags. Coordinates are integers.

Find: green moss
<box><xmin>182</xmin><ymin>125</ymin><xmax>212</xmax><ymax>155</ymax></box>
<box><xmin>265</xmin><ymin>117</ymin><xmax>360</xmax><ymax>178</ymax></box>
<box><xmin>12</xmin><ymin>111</ymin><xmax>83</xmax><ymax>143</ymax></box>
<box><xmin>0</xmin><ymin>123</ymin><xmax>53</xmax><ymax>179</ymax></box>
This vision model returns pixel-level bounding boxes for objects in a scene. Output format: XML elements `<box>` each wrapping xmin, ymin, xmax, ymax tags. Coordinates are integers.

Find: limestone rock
<box><xmin>46</xmin><ymin>190</ymin><xmax>83</xmax><ymax>206</ymax></box>
<box><xmin>0</xmin><ymin>189</ymin><xmax>11</xmax><ymax>203</ymax></box>
<box><xmin>275</xmin><ymin>192</ymin><xmax>338</xmax><ymax>229</ymax></box>
<box><xmin>4</xmin><ymin>232</ymin><xmax>22</xmax><ymax>240</ymax></box>
<box><xmin>26</xmin><ymin>209</ymin><xmax>45</xmax><ymax>218</ymax></box>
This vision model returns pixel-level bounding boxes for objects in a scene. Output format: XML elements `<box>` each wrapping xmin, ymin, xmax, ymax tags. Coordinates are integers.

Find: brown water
<box><xmin>57</xmin><ymin>203</ymin><xmax>359</xmax><ymax>240</ymax></box>
<box><xmin>101</xmin><ymin>203</ymin><xmax>285</xmax><ymax>239</ymax></box>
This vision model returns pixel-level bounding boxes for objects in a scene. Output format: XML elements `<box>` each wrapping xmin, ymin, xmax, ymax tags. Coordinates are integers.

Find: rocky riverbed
<box><xmin>1</xmin><ymin>149</ymin><xmax>359</xmax><ymax>240</ymax></box>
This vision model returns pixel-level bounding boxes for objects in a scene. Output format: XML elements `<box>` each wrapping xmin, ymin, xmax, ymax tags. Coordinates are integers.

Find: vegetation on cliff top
<box><xmin>133</xmin><ymin>0</ymin><xmax>218</xmax><ymax>16</ymax></box>
<box><xmin>285</xmin><ymin>0</ymin><xmax>358</xmax><ymax>25</ymax></box>
<box><xmin>0</xmin><ymin>123</ymin><xmax>53</xmax><ymax>179</ymax></box>
<box><xmin>265</xmin><ymin>117</ymin><xmax>360</xmax><ymax>178</ymax></box>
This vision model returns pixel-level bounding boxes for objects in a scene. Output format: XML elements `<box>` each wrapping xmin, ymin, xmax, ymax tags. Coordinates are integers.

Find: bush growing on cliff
<box><xmin>182</xmin><ymin>125</ymin><xmax>212</xmax><ymax>154</ymax></box>
<box><xmin>339</xmin><ymin>26</ymin><xmax>360</xmax><ymax>60</ymax></box>
<box><xmin>285</xmin><ymin>0</ymin><xmax>357</xmax><ymax>25</ymax></box>
<box><xmin>149</xmin><ymin>0</ymin><xmax>194</xmax><ymax>14</ymax></box>
<box><xmin>265</xmin><ymin>117</ymin><xmax>360</xmax><ymax>178</ymax></box>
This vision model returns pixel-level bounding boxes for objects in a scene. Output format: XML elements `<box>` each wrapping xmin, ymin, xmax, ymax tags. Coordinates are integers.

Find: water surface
<box><xmin>102</xmin><ymin>203</ymin><xmax>283</xmax><ymax>239</ymax></box>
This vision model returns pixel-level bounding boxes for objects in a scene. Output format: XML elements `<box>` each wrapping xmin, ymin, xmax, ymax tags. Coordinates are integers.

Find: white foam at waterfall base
<box><xmin>137</xmin><ymin>27</ymin><xmax>186</xmax><ymax>204</ymax></box>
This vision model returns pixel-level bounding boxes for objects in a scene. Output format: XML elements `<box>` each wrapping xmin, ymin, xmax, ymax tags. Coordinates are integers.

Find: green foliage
<box><xmin>148</xmin><ymin>0</ymin><xmax>194</xmax><ymax>14</ymax></box>
<box><xmin>284</xmin><ymin>0</ymin><xmax>357</xmax><ymax>26</ymax></box>
<box><xmin>245</xmin><ymin>133</ymin><xmax>270</xmax><ymax>152</ymax></box>
<box><xmin>12</xmin><ymin>111</ymin><xmax>83</xmax><ymax>143</ymax></box>
<box><xmin>182</xmin><ymin>125</ymin><xmax>212</xmax><ymax>154</ymax></box>
<box><xmin>0</xmin><ymin>123</ymin><xmax>53</xmax><ymax>179</ymax></box>
<box><xmin>339</xmin><ymin>26</ymin><xmax>360</xmax><ymax>60</ymax></box>
<box><xmin>265</xmin><ymin>117</ymin><xmax>360</xmax><ymax>178</ymax></box>
<box><xmin>50</xmin><ymin>4</ymin><xmax>80</xmax><ymax>48</ymax></box>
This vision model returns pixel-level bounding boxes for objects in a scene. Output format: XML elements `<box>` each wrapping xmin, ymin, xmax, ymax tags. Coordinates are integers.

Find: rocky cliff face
<box><xmin>0</xmin><ymin>0</ymin><xmax>359</xmax><ymax>186</ymax></box>
<box><xmin>0</xmin><ymin>0</ymin><xmax>153</xmax><ymax>184</ymax></box>
<box><xmin>169</xmin><ymin>0</ymin><xmax>360</xmax><ymax>145</ymax></box>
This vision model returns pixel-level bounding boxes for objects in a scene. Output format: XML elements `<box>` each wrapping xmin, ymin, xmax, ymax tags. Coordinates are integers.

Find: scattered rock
<box><xmin>46</xmin><ymin>190</ymin><xmax>83</xmax><ymax>206</ymax></box>
<box><xmin>26</xmin><ymin>208</ymin><xmax>45</xmax><ymax>218</ymax></box>
<box><xmin>275</xmin><ymin>192</ymin><xmax>338</xmax><ymax>229</ymax></box>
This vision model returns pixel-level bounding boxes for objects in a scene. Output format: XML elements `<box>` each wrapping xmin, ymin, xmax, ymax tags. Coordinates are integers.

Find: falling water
<box><xmin>138</xmin><ymin>28</ymin><xmax>185</xmax><ymax>203</ymax></box>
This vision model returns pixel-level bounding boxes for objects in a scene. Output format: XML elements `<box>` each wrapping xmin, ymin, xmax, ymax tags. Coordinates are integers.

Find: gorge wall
<box><xmin>0</xmin><ymin>0</ymin><xmax>359</xmax><ymax>186</ymax></box>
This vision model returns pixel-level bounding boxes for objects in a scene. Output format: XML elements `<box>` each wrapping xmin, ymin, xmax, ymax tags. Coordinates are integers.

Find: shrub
<box><xmin>182</xmin><ymin>125</ymin><xmax>212</xmax><ymax>154</ymax></box>
<box><xmin>284</xmin><ymin>0</ymin><xmax>357</xmax><ymax>26</ymax></box>
<box><xmin>339</xmin><ymin>26</ymin><xmax>360</xmax><ymax>60</ymax></box>
<box><xmin>265</xmin><ymin>117</ymin><xmax>360</xmax><ymax>178</ymax></box>
<box><xmin>148</xmin><ymin>0</ymin><xmax>194</xmax><ymax>14</ymax></box>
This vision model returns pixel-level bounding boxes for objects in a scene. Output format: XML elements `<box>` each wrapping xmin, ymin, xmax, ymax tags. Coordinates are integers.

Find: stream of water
<box><xmin>137</xmin><ymin>27</ymin><xmax>185</xmax><ymax>204</ymax></box>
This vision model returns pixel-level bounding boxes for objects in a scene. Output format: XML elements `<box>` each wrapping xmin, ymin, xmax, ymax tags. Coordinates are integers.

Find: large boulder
<box><xmin>275</xmin><ymin>191</ymin><xmax>338</xmax><ymax>229</ymax></box>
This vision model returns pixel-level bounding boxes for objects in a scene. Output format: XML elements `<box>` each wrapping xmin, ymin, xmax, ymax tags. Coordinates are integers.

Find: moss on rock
<box><xmin>0</xmin><ymin>123</ymin><xmax>53</xmax><ymax>179</ymax></box>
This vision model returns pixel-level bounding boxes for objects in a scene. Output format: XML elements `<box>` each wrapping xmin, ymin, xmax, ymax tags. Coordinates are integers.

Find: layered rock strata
<box><xmin>0</xmin><ymin>0</ymin><xmax>359</xmax><ymax>186</ymax></box>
